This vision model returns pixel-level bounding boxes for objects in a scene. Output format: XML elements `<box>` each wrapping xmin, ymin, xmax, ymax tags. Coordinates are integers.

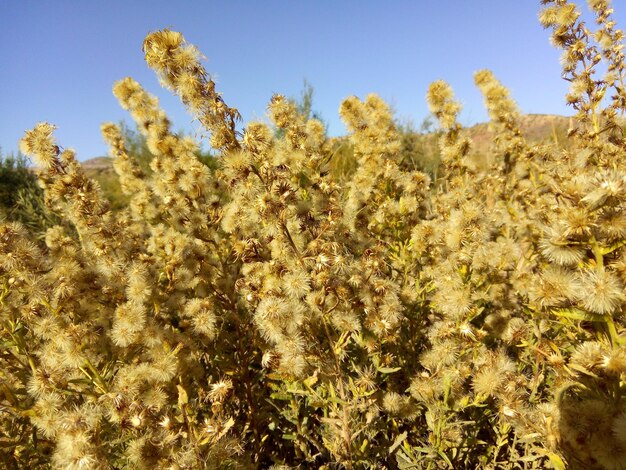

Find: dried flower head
<box><xmin>578</xmin><ymin>269</ymin><xmax>624</xmax><ymax>315</ymax></box>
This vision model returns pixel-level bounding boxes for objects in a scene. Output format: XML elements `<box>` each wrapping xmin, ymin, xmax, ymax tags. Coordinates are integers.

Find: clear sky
<box><xmin>2</xmin><ymin>1</ymin><xmax>622</xmax><ymax>160</ymax></box>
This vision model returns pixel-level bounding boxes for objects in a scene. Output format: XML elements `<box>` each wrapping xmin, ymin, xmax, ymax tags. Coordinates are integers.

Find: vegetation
<box><xmin>0</xmin><ymin>151</ymin><xmax>59</xmax><ymax>238</ymax></box>
<box><xmin>2</xmin><ymin>1</ymin><xmax>626</xmax><ymax>468</ymax></box>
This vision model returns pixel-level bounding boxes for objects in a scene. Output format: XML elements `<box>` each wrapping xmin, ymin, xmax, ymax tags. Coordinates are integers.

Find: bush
<box><xmin>0</xmin><ymin>152</ymin><xmax>33</xmax><ymax>211</ymax></box>
<box><xmin>0</xmin><ymin>151</ymin><xmax>59</xmax><ymax>239</ymax></box>
<box><xmin>2</xmin><ymin>1</ymin><xmax>626</xmax><ymax>468</ymax></box>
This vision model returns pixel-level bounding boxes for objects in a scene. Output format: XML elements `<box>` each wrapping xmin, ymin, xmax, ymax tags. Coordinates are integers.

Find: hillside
<box><xmin>80</xmin><ymin>156</ymin><xmax>114</xmax><ymax>170</ymax></box>
<box><xmin>465</xmin><ymin>113</ymin><xmax>572</xmax><ymax>156</ymax></box>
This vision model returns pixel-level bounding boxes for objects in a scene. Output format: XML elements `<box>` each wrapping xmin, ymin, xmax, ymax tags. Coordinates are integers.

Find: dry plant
<box><xmin>2</xmin><ymin>1</ymin><xmax>626</xmax><ymax>468</ymax></box>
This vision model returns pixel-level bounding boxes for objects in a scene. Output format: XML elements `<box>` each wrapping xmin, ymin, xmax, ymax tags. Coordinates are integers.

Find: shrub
<box><xmin>0</xmin><ymin>151</ymin><xmax>60</xmax><ymax>239</ymax></box>
<box><xmin>3</xmin><ymin>1</ymin><xmax>626</xmax><ymax>468</ymax></box>
<box><xmin>0</xmin><ymin>151</ymin><xmax>33</xmax><ymax>211</ymax></box>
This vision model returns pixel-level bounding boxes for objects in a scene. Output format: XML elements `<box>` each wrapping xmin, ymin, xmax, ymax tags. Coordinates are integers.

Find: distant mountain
<box><xmin>81</xmin><ymin>156</ymin><xmax>113</xmax><ymax>170</ymax></box>
<box><xmin>464</xmin><ymin>114</ymin><xmax>573</xmax><ymax>155</ymax></box>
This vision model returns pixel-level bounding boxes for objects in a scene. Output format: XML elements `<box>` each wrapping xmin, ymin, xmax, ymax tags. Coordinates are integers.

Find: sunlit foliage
<box><xmin>3</xmin><ymin>2</ymin><xmax>626</xmax><ymax>468</ymax></box>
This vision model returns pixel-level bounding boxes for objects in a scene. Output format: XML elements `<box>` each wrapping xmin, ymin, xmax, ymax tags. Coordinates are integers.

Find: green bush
<box><xmin>2</xmin><ymin>1</ymin><xmax>626</xmax><ymax>468</ymax></box>
<box><xmin>0</xmin><ymin>151</ymin><xmax>59</xmax><ymax>239</ymax></box>
<box><xmin>0</xmin><ymin>151</ymin><xmax>32</xmax><ymax>210</ymax></box>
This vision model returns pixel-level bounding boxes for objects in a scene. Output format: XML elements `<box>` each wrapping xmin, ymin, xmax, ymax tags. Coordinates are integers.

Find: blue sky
<box><xmin>1</xmin><ymin>1</ymin><xmax>622</xmax><ymax>160</ymax></box>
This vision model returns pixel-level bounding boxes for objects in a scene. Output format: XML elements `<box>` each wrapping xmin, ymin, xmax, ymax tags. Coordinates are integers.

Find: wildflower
<box><xmin>570</xmin><ymin>341</ymin><xmax>604</xmax><ymax>371</ymax></box>
<box><xmin>430</xmin><ymin>281</ymin><xmax>472</xmax><ymax>319</ymax></box>
<box><xmin>578</xmin><ymin>269</ymin><xmax>624</xmax><ymax>315</ymax></box>
<box><xmin>556</xmin><ymin>3</ymin><xmax>580</xmax><ymax>27</ymax></box>
<box><xmin>458</xmin><ymin>322</ymin><xmax>476</xmax><ymax>340</ymax></box>
<box><xmin>529</xmin><ymin>265</ymin><xmax>580</xmax><ymax>309</ymax></box>
<box><xmin>474</xmin><ymin>69</ymin><xmax>520</xmax><ymax>130</ymax></box>
<box><xmin>261</xmin><ymin>350</ymin><xmax>278</xmax><ymax>369</ymax></box>
<box><xmin>126</xmin><ymin>263</ymin><xmax>152</xmax><ymax>301</ymax></box>
<box><xmin>582</xmin><ymin>172</ymin><xmax>625</xmax><ymax>209</ymax></box>
<box><xmin>19</xmin><ymin>122</ymin><xmax>59</xmax><ymax>168</ymax></box>
<box><xmin>601</xmin><ymin>348</ymin><xmax>626</xmax><ymax>375</ymax></box>
<box><xmin>599</xmin><ymin>210</ymin><xmax>626</xmax><ymax>239</ymax></box>
<box><xmin>426</xmin><ymin>80</ymin><xmax>462</xmax><ymax>129</ymax></box>
<box><xmin>539</xmin><ymin>226</ymin><xmax>585</xmax><ymax>266</ymax></box>
<box><xmin>207</xmin><ymin>378</ymin><xmax>233</xmax><ymax>403</ymax></box>
<box><xmin>472</xmin><ymin>351</ymin><xmax>516</xmax><ymax>397</ymax></box>
<box><xmin>159</xmin><ymin>415</ymin><xmax>171</xmax><ymax>429</ymax></box>
<box><xmin>111</xmin><ymin>300</ymin><xmax>147</xmax><ymax>347</ymax></box>
<box><xmin>382</xmin><ymin>392</ymin><xmax>415</xmax><ymax>418</ymax></box>
<box><xmin>243</xmin><ymin>122</ymin><xmax>273</xmax><ymax>154</ymax></box>
<box><xmin>420</xmin><ymin>339</ymin><xmax>459</xmax><ymax>371</ymax></box>
<box><xmin>282</xmin><ymin>268</ymin><xmax>311</xmax><ymax>299</ymax></box>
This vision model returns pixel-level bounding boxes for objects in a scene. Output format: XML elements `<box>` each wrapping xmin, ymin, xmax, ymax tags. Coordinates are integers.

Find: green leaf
<box><xmin>303</xmin><ymin>374</ymin><xmax>318</xmax><ymax>388</ymax></box>
<box><xmin>377</xmin><ymin>366</ymin><xmax>402</xmax><ymax>374</ymax></box>
<box><xmin>389</xmin><ymin>431</ymin><xmax>407</xmax><ymax>453</ymax></box>
<box><xmin>548</xmin><ymin>452</ymin><xmax>566</xmax><ymax>470</ymax></box>
<box><xmin>360</xmin><ymin>438</ymin><xmax>369</xmax><ymax>453</ymax></box>
<box><xmin>327</xmin><ymin>395</ymin><xmax>346</xmax><ymax>405</ymax></box>
<box><xmin>551</xmin><ymin>307</ymin><xmax>604</xmax><ymax>322</ymax></box>
<box><xmin>601</xmin><ymin>238</ymin><xmax>626</xmax><ymax>256</ymax></box>
<box><xmin>567</xmin><ymin>363</ymin><xmax>601</xmax><ymax>379</ymax></box>
<box><xmin>396</xmin><ymin>449</ymin><xmax>420</xmax><ymax>469</ymax></box>
<box><xmin>437</xmin><ymin>449</ymin><xmax>454</xmax><ymax>468</ymax></box>
<box><xmin>270</xmin><ymin>392</ymin><xmax>293</xmax><ymax>401</ymax></box>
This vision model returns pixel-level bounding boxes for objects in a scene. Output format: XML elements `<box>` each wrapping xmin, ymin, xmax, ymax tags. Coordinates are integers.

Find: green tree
<box><xmin>0</xmin><ymin>150</ymin><xmax>35</xmax><ymax>211</ymax></box>
<box><xmin>295</xmin><ymin>78</ymin><xmax>325</xmax><ymax>124</ymax></box>
<box><xmin>274</xmin><ymin>79</ymin><xmax>326</xmax><ymax>140</ymax></box>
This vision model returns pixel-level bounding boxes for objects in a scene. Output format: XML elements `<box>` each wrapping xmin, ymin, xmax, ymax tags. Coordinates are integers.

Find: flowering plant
<box><xmin>2</xmin><ymin>1</ymin><xmax>626</xmax><ymax>468</ymax></box>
